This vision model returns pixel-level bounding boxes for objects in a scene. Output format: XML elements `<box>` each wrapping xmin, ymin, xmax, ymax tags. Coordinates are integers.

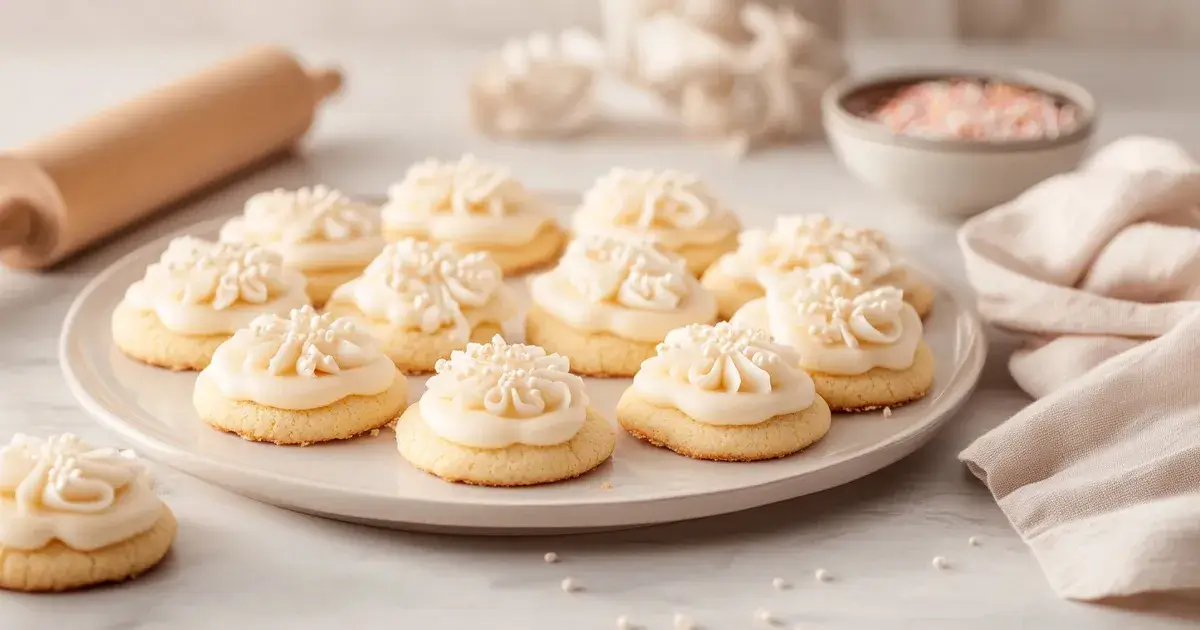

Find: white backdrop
<box><xmin>1</xmin><ymin>0</ymin><xmax>1199</xmax><ymax>46</ymax></box>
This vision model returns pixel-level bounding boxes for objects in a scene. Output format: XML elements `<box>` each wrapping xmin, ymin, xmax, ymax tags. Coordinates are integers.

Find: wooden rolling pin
<box><xmin>0</xmin><ymin>46</ymin><xmax>343</xmax><ymax>270</ymax></box>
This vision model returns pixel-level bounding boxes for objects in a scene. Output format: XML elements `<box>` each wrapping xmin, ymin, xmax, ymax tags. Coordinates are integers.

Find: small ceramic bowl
<box><xmin>822</xmin><ymin>69</ymin><xmax>1097</xmax><ymax>218</ymax></box>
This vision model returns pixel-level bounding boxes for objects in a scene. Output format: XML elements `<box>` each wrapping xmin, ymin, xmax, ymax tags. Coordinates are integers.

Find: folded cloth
<box><xmin>957</xmin><ymin>136</ymin><xmax>1200</xmax><ymax>601</ymax></box>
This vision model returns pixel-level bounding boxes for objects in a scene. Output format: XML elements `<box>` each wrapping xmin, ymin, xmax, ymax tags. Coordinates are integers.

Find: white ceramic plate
<box><xmin>60</xmin><ymin>213</ymin><xmax>985</xmax><ymax>534</ymax></box>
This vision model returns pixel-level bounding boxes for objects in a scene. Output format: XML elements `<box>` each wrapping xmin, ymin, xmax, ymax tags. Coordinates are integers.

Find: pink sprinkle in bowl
<box><xmin>822</xmin><ymin>69</ymin><xmax>1097</xmax><ymax>218</ymax></box>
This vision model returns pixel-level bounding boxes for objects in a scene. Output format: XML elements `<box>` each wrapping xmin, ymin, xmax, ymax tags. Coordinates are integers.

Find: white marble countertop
<box><xmin>2</xmin><ymin>40</ymin><xmax>1199</xmax><ymax>629</ymax></box>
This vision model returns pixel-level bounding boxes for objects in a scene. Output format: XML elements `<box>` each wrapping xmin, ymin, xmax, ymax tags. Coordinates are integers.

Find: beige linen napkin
<box><xmin>957</xmin><ymin>136</ymin><xmax>1200</xmax><ymax>601</ymax></box>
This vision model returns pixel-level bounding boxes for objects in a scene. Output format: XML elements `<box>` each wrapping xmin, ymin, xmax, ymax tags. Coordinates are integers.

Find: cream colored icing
<box><xmin>220</xmin><ymin>186</ymin><xmax>384</xmax><ymax>271</ymax></box>
<box><xmin>419</xmin><ymin>335</ymin><xmax>588</xmax><ymax>448</ymax></box>
<box><xmin>571</xmin><ymin>168</ymin><xmax>740</xmax><ymax>249</ymax></box>
<box><xmin>327</xmin><ymin>239</ymin><xmax>517</xmax><ymax>341</ymax></box>
<box><xmin>632</xmin><ymin>322</ymin><xmax>817</xmax><ymax>425</ymax></box>
<box><xmin>713</xmin><ymin>214</ymin><xmax>901</xmax><ymax>289</ymax></box>
<box><xmin>382</xmin><ymin>155</ymin><xmax>553</xmax><ymax>246</ymax></box>
<box><xmin>0</xmin><ymin>434</ymin><xmax>163</xmax><ymax>552</ymax></box>
<box><xmin>730</xmin><ymin>264</ymin><xmax>922</xmax><ymax>375</ymax></box>
<box><xmin>124</xmin><ymin>237</ymin><xmax>310</xmax><ymax>335</ymax></box>
<box><xmin>529</xmin><ymin>235</ymin><xmax>717</xmax><ymax>342</ymax></box>
<box><xmin>199</xmin><ymin>305</ymin><xmax>397</xmax><ymax>410</ymax></box>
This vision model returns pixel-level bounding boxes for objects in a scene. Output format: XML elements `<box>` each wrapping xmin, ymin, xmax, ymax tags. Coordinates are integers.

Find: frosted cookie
<box><xmin>220</xmin><ymin>186</ymin><xmax>384</xmax><ymax>306</ymax></box>
<box><xmin>112</xmin><ymin>237</ymin><xmax>309</xmax><ymax>371</ymax></box>
<box><xmin>570</xmin><ymin>168</ymin><xmax>741</xmax><ymax>275</ymax></box>
<box><xmin>527</xmin><ymin>235</ymin><xmax>718</xmax><ymax>377</ymax></box>
<box><xmin>702</xmin><ymin>214</ymin><xmax>934</xmax><ymax>319</ymax></box>
<box><xmin>395</xmin><ymin>336</ymin><xmax>615</xmax><ymax>486</ymax></box>
<box><xmin>194</xmin><ymin>306</ymin><xmax>407</xmax><ymax>445</ymax></box>
<box><xmin>323</xmin><ymin>239</ymin><xmax>518</xmax><ymax>374</ymax></box>
<box><xmin>0</xmin><ymin>434</ymin><xmax>177</xmax><ymax>592</ymax></box>
<box><xmin>731</xmin><ymin>264</ymin><xmax>933</xmax><ymax>412</ymax></box>
<box><xmin>381</xmin><ymin>155</ymin><xmax>565</xmax><ymax>274</ymax></box>
<box><xmin>618</xmin><ymin>323</ymin><xmax>831</xmax><ymax>461</ymax></box>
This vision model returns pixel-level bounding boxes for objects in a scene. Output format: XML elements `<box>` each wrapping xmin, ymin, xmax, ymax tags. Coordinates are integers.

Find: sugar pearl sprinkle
<box><xmin>814</xmin><ymin>568</ymin><xmax>832</xmax><ymax>582</ymax></box>
<box><xmin>771</xmin><ymin>577</ymin><xmax>790</xmax><ymax>590</ymax></box>
<box><xmin>616</xmin><ymin>615</ymin><xmax>636</xmax><ymax>630</ymax></box>
<box><xmin>755</xmin><ymin>608</ymin><xmax>780</xmax><ymax>625</ymax></box>
<box><xmin>673</xmin><ymin>613</ymin><xmax>697</xmax><ymax>630</ymax></box>
<box><xmin>969</xmin><ymin>536</ymin><xmax>981</xmax><ymax>547</ymax></box>
<box><xmin>872</xmin><ymin>79</ymin><xmax>1080</xmax><ymax>141</ymax></box>
<box><xmin>560</xmin><ymin>577</ymin><xmax>581</xmax><ymax>592</ymax></box>
<box><xmin>932</xmin><ymin>556</ymin><xmax>949</xmax><ymax>570</ymax></box>
<box><xmin>543</xmin><ymin>552</ymin><xmax>559</xmax><ymax>563</ymax></box>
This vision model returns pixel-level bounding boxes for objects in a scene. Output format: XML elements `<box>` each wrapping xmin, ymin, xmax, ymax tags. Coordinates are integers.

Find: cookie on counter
<box><xmin>731</xmin><ymin>264</ymin><xmax>933</xmax><ymax>412</ymax></box>
<box><xmin>395</xmin><ymin>336</ymin><xmax>615</xmax><ymax>487</ymax></box>
<box><xmin>617</xmin><ymin>323</ymin><xmax>832</xmax><ymax>461</ymax></box>
<box><xmin>194</xmin><ymin>305</ymin><xmax>407</xmax><ymax>445</ymax></box>
<box><xmin>526</xmin><ymin>235</ymin><xmax>718</xmax><ymax>377</ymax></box>
<box><xmin>702</xmin><ymin>214</ymin><xmax>934</xmax><ymax>320</ymax></box>
<box><xmin>0</xmin><ymin>433</ymin><xmax>177</xmax><ymax>592</ymax></box>
<box><xmin>570</xmin><ymin>168</ymin><xmax>741</xmax><ymax>276</ymax></box>
<box><xmin>323</xmin><ymin>239</ymin><xmax>518</xmax><ymax>374</ymax></box>
<box><xmin>219</xmin><ymin>186</ymin><xmax>384</xmax><ymax>306</ymax></box>
<box><xmin>112</xmin><ymin>237</ymin><xmax>310</xmax><ymax>371</ymax></box>
<box><xmin>381</xmin><ymin>154</ymin><xmax>565</xmax><ymax>274</ymax></box>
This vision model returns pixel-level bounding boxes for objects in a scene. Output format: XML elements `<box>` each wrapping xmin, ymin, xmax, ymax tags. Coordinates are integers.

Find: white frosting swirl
<box><xmin>571</xmin><ymin>169</ymin><xmax>740</xmax><ymax>249</ymax></box>
<box><xmin>382</xmin><ymin>155</ymin><xmax>552</xmax><ymax>246</ymax></box>
<box><xmin>220</xmin><ymin>186</ymin><xmax>384</xmax><ymax>271</ymax></box>
<box><xmin>418</xmin><ymin>336</ymin><xmax>588</xmax><ymax>448</ymax></box>
<box><xmin>0</xmin><ymin>434</ymin><xmax>163</xmax><ymax>551</ymax></box>
<box><xmin>631</xmin><ymin>323</ymin><xmax>817</xmax><ymax>425</ymax></box>
<box><xmin>328</xmin><ymin>239</ymin><xmax>516</xmax><ymax>341</ymax></box>
<box><xmin>200</xmin><ymin>306</ymin><xmax>398</xmax><ymax>410</ymax></box>
<box><xmin>124</xmin><ymin>237</ymin><xmax>309</xmax><ymax>335</ymax></box>
<box><xmin>714</xmin><ymin>214</ymin><xmax>899</xmax><ymax>288</ymax></box>
<box><xmin>529</xmin><ymin>235</ymin><xmax>717</xmax><ymax>342</ymax></box>
<box><xmin>730</xmin><ymin>264</ymin><xmax>922</xmax><ymax>376</ymax></box>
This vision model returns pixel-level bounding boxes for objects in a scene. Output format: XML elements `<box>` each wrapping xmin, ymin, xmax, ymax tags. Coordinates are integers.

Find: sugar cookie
<box><xmin>324</xmin><ymin>239</ymin><xmax>518</xmax><ymax>374</ymax></box>
<box><xmin>195</xmin><ymin>306</ymin><xmax>407</xmax><ymax>444</ymax></box>
<box><xmin>219</xmin><ymin>186</ymin><xmax>385</xmax><ymax>306</ymax></box>
<box><xmin>527</xmin><ymin>235</ymin><xmax>717</xmax><ymax>377</ymax></box>
<box><xmin>618</xmin><ymin>323</ymin><xmax>831</xmax><ymax>461</ymax></box>
<box><xmin>731</xmin><ymin>264</ymin><xmax>933</xmax><ymax>412</ymax></box>
<box><xmin>702</xmin><ymin>214</ymin><xmax>934</xmax><ymax>319</ymax></box>
<box><xmin>0</xmin><ymin>434</ymin><xmax>176</xmax><ymax>592</ymax></box>
<box><xmin>395</xmin><ymin>336</ymin><xmax>615</xmax><ymax>486</ymax></box>
<box><xmin>382</xmin><ymin>154</ymin><xmax>565</xmax><ymax>274</ymax></box>
<box><xmin>112</xmin><ymin>237</ymin><xmax>309</xmax><ymax>371</ymax></box>
<box><xmin>571</xmin><ymin>168</ymin><xmax>741</xmax><ymax>275</ymax></box>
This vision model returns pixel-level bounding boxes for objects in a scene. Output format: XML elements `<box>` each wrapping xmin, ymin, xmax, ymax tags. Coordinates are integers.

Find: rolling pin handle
<box><xmin>0</xmin><ymin>196</ymin><xmax>35</xmax><ymax>252</ymax></box>
<box><xmin>308</xmin><ymin>67</ymin><xmax>345</xmax><ymax>102</ymax></box>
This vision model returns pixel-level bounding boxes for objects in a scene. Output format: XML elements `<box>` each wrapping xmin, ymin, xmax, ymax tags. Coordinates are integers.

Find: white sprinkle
<box><xmin>673</xmin><ymin>612</ymin><xmax>696</xmax><ymax>630</ymax></box>
<box><xmin>755</xmin><ymin>608</ymin><xmax>780</xmax><ymax>625</ymax></box>
<box><xmin>882</xmin><ymin>407</ymin><xmax>893</xmax><ymax>418</ymax></box>
<box><xmin>560</xmin><ymin>577</ymin><xmax>581</xmax><ymax>592</ymax></box>
<box><xmin>616</xmin><ymin>615</ymin><xmax>635</xmax><ymax>630</ymax></box>
<box><xmin>932</xmin><ymin>556</ymin><xmax>949</xmax><ymax>570</ymax></box>
<box><xmin>772</xmin><ymin>577</ymin><xmax>789</xmax><ymax>590</ymax></box>
<box><xmin>544</xmin><ymin>552</ymin><xmax>559</xmax><ymax>563</ymax></box>
<box><xmin>814</xmin><ymin>568</ymin><xmax>832</xmax><ymax>582</ymax></box>
<box><xmin>968</xmin><ymin>536</ymin><xmax>981</xmax><ymax>547</ymax></box>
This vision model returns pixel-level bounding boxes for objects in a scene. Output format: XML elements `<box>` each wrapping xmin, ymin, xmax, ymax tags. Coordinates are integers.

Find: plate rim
<box><xmin>59</xmin><ymin>213</ymin><xmax>987</xmax><ymax>526</ymax></box>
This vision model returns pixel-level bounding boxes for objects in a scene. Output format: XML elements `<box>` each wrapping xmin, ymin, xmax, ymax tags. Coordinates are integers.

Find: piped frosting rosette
<box><xmin>731</xmin><ymin>264</ymin><xmax>922</xmax><ymax>376</ymax></box>
<box><xmin>631</xmin><ymin>323</ymin><xmax>818</xmax><ymax>425</ymax></box>
<box><xmin>529</xmin><ymin>235</ymin><xmax>717</xmax><ymax>342</ymax></box>
<box><xmin>712</xmin><ymin>214</ymin><xmax>902</xmax><ymax>288</ymax></box>
<box><xmin>123</xmin><ymin>237</ymin><xmax>309</xmax><ymax>335</ymax></box>
<box><xmin>571</xmin><ymin>168</ymin><xmax>741</xmax><ymax>252</ymax></box>
<box><xmin>418</xmin><ymin>336</ymin><xmax>589</xmax><ymax>449</ymax></box>
<box><xmin>220</xmin><ymin>186</ymin><xmax>384</xmax><ymax>271</ymax></box>
<box><xmin>382</xmin><ymin>155</ymin><xmax>553</xmax><ymax>247</ymax></box>
<box><xmin>327</xmin><ymin>239</ymin><xmax>517</xmax><ymax>342</ymax></box>
<box><xmin>199</xmin><ymin>305</ymin><xmax>398</xmax><ymax>410</ymax></box>
<box><xmin>0</xmin><ymin>434</ymin><xmax>163</xmax><ymax>551</ymax></box>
